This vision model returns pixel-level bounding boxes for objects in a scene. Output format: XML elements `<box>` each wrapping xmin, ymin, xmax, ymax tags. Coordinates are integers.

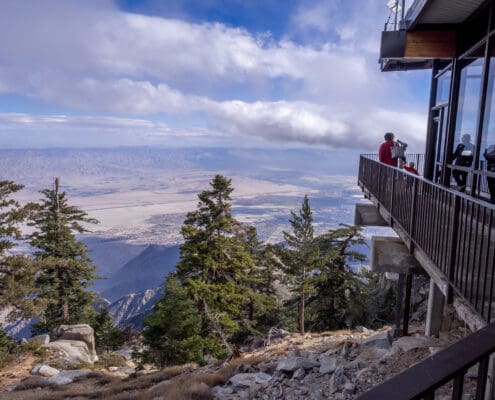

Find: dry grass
<box><xmin>11</xmin><ymin>354</ymin><xmax>270</xmax><ymax>400</ymax></box>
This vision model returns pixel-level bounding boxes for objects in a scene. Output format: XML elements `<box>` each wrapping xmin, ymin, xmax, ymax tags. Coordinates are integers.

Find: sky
<box><xmin>0</xmin><ymin>0</ymin><xmax>430</xmax><ymax>151</ymax></box>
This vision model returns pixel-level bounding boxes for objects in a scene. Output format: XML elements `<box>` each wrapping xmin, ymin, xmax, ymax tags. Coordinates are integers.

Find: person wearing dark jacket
<box><xmin>452</xmin><ymin>134</ymin><xmax>474</xmax><ymax>192</ymax></box>
<box><xmin>379</xmin><ymin>132</ymin><xmax>398</xmax><ymax>167</ymax></box>
<box><xmin>484</xmin><ymin>144</ymin><xmax>495</xmax><ymax>203</ymax></box>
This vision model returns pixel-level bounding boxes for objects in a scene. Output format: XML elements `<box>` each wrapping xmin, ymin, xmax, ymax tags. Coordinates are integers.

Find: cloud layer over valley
<box><xmin>0</xmin><ymin>0</ymin><xmax>429</xmax><ymax>150</ymax></box>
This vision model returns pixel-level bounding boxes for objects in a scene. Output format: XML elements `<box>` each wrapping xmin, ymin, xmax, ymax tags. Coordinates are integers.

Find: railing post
<box><xmin>390</xmin><ymin>168</ymin><xmax>396</xmax><ymax>215</ymax></box>
<box><xmin>409</xmin><ymin>178</ymin><xmax>418</xmax><ymax>240</ymax></box>
<box><xmin>447</xmin><ymin>194</ymin><xmax>461</xmax><ymax>304</ymax></box>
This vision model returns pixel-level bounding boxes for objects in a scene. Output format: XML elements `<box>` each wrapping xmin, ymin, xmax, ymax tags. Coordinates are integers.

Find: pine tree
<box><xmin>0</xmin><ymin>181</ymin><xmax>39</xmax><ymax>320</ymax></box>
<box><xmin>140</xmin><ymin>274</ymin><xmax>204</xmax><ymax>367</ymax></box>
<box><xmin>91</xmin><ymin>307</ymin><xmax>124</xmax><ymax>352</ymax></box>
<box><xmin>234</xmin><ymin>228</ymin><xmax>282</xmax><ymax>341</ymax></box>
<box><xmin>281</xmin><ymin>195</ymin><xmax>320</xmax><ymax>335</ymax></box>
<box><xmin>306</xmin><ymin>224</ymin><xmax>369</xmax><ymax>330</ymax></box>
<box><xmin>28</xmin><ymin>178</ymin><xmax>98</xmax><ymax>332</ymax></box>
<box><xmin>176</xmin><ymin>175</ymin><xmax>254</xmax><ymax>356</ymax></box>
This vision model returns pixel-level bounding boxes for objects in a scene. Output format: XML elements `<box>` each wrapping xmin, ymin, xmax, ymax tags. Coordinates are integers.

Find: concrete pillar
<box><xmin>371</xmin><ymin>236</ymin><xmax>420</xmax><ymax>274</ymax></box>
<box><xmin>354</xmin><ymin>203</ymin><xmax>388</xmax><ymax>226</ymax></box>
<box><xmin>425</xmin><ymin>279</ymin><xmax>445</xmax><ymax>337</ymax></box>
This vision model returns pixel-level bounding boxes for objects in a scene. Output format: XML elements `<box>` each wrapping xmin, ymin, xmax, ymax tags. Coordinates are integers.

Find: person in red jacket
<box><xmin>404</xmin><ymin>161</ymin><xmax>419</xmax><ymax>175</ymax></box>
<box><xmin>379</xmin><ymin>132</ymin><xmax>398</xmax><ymax>167</ymax></box>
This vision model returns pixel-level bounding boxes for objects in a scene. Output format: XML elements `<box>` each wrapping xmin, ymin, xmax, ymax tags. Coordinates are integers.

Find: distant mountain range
<box><xmin>100</xmin><ymin>244</ymin><xmax>179</xmax><ymax>302</ymax></box>
<box><xmin>108</xmin><ymin>287</ymin><xmax>162</xmax><ymax>329</ymax></box>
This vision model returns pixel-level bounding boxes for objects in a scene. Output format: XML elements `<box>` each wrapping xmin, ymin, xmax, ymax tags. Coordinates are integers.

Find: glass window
<box><xmin>482</xmin><ymin>44</ymin><xmax>495</xmax><ymax>157</ymax></box>
<box><xmin>453</xmin><ymin>49</ymin><xmax>484</xmax><ymax>164</ymax></box>
<box><xmin>436</xmin><ymin>69</ymin><xmax>451</xmax><ymax>105</ymax></box>
<box><xmin>481</xmin><ymin>42</ymin><xmax>495</xmax><ymax>201</ymax></box>
<box><xmin>451</xmin><ymin>47</ymin><xmax>485</xmax><ymax>190</ymax></box>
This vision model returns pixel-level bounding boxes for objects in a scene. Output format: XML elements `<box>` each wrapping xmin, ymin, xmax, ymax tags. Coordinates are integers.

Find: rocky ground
<box><xmin>0</xmin><ymin>320</ymin><xmax>474</xmax><ymax>400</ymax></box>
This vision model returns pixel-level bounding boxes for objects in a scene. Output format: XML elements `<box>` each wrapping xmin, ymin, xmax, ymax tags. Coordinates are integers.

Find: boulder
<box><xmin>229</xmin><ymin>373</ymin><xmax>258</xmax><ymax>391</ymax></box>
<box><xmin>330</xmin><ymin>366</ymin><xmax>347</xmax><ymax>393</ymax></box>
<box><xmin>229</xmin><ymin>372</ymin><xmax>271</xmax><ymax>391</ymax></box>
<box><xmin>47</xmin><ymin>369</ymin><xmax>91</xmax><ymax>385</ymax></box>
<box><xmin>319</xmin><ymin>356</ymin><xmax>342</xmax><ymax>374</ymax></box>
<box><xmin>360</xmin><ymin>331</ymin><xmax>392</xmax><ymax>350</ymax></box>
<box><xmin>392</xmin><ymin>336</ymin><xmax>433</xmax><ymax>353</ymax></box>
<box><xmin>43</xmin><ymin>339</ymin><xmax>93</xmax><ymax>366</ymax></box>
<box><xmin>276</xmin><ymin>357</ymin><xmax>319</xmax><ymax>372</ymax></box>
<box><xmin>254</xmin><ymin>372</ymin><xmax>272</xmax><ymax>384</ymax></box>
<box><xmin>31</xmin><ymin>364</ymin><xmax>59</xmax><ymax>377</ymax></box>
<box><xmin>28</xmin><ymin>334</ymin><xmax>50</xmax><ymax>346</ymax></box>
<box><xmin>52</xmin><ymin>324</ymin><xmax>97</xmax><ymax>362</ymax></box>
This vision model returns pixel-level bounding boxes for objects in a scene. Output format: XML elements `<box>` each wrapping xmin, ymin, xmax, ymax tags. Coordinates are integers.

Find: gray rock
<box><xmin>360</xmin><ymin>331</ymin><xmax>392</xmax><ymax>350</ymax></box>
<box><xmin>31</xmin><ymin>364</ymin><xmax>59</xmax><ymax>377</ymax></box>
<box><xmin>392</xmin><ymin>336</ymin><xmax>433</xmax><ymax>353</ymax></box>
<box><xmin>276</xmin><ymin>357</ymin><xmax>319</xmax><ymax>372</ymax></box>
<box><xmin>52</xmin><ymin>324</ymin><xmax>97</xmax><ymax>362</ymax></box>
<box><xmin>344</xmin><ymin>382</ymin><xmax>356</xmax><ymax>394</ymax></box>
<box><xmin>258</xmin><ymin>361</ymin><xmax>278</xmax><ymax>373</ymax></box>
<box><xmin>47</xmin><ymin>369</ymin><xmax>91</xmax><ymax>385</ymax></box>
<box><xmin>254</xmin><ymin>372</ymin><xmax>272</xmax><ymax>384</ymax></box>
<box><xmin>43</xmin><ymin>339</ymin><xmax>93</xmax><ymax>366</ymax></box>
<box><xmin>213</xmin><ymin>386</ymin><xmax>234</xmax><ymax>395</ymax></box>
<box><xmin>341</xmin><ymin>342</ymin><xmax>350</xmax><ymax>359</ymax></box>
<box><xmin>322</xmin><ymin>347</ymin><xmax>339</xmax><ymax>357</ymax></box>
<box><xmin>28</xmin><ymin>334</ymin><xmax>50</xmax><ymax>346</ymax></box>
<box><xmin>292</xmin><ymin>367</ymin><xmax>305</xmax><ymax>380</ymax></box>
<box><xmin>330</xmin><ymin>366</ymin><xmax>347</xmax><ymax>393</ymax></box>
<box><xmin>319</xmin><ymin>355</ymin><xmax>341</xmax><ymax>374</ymax></box>
<box><xmin>229</xmin><ymin>373</ymin><xmax>269</xmax><ymax>390</ymax></box>
<box><xmin>355</xmin><ymin>326</ymin><xmax>373</xmax><ymax>334</ymax></box>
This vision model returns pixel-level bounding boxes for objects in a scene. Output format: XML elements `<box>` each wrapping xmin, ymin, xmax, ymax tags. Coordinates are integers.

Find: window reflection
<box><xmin>452</xmin><ymin>50</ymin><xmax>484</xmax><ymax>190</ymax></box>
<box><xmin>481</xmin><ymin>46</ymin><xmax>495</xmax><ymax>202</ymax></box>
<box><xmin>436</xmin><ymin>70</ymin><xmax>451</xmax><ymax>105</ymax></box>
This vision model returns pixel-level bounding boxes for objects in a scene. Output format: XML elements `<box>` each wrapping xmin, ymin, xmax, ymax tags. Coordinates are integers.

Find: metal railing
<box><xmin>358</xmin><ymin>155</ymin><xmax>495</xmax><ymax>323</ymax></box>
<box><xmin>358</xmin><ymin>154</ymin><xmax>495</xmax><ymax>399</ymax></box>
<box><xmin>356</xmin><ymin>322</ymin><xmax>495</xmax><ymax>399</ymax></box>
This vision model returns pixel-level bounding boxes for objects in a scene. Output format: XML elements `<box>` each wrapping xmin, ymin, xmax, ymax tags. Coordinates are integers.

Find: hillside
<box><xmin>0</xmin><ymin>322</ymin><xmax>470</xmax><ymax>400</ymax></box>
<box><xmin>101</xmin><ymin>245</ymin><xmax>179</xmax><ymax>302</ymax></box>
<box><xmin>108</xmin><ymin>288</ymin><xmax>162</xmax><ymax>329</ymax></box>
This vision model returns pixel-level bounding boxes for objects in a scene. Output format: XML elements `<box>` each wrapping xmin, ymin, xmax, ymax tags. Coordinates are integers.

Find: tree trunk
<box><xmin>203</xmin><ymin>300</ymin><xmax>233</xmax><ymax>356</ymax></box>
<box><xmin>299</xmin><ymin>290</ymin><xmax>305</xmax><ymax>335</ymax></box>
<box><xmin>62</xmin><ymin>298</ymin><xmax>69</xmax><ymax>322</ymax></box>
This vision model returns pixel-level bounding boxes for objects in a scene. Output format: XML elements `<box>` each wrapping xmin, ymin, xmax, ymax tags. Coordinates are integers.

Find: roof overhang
<box><xmin>379</xmin><ymin>0</ymin><xmax>487</xmax><ymax>71</ymax></box>
<box><xmin>406</xmin><ymin>0</ymin><xmax>487</xmax><ymax>31</ymax></box>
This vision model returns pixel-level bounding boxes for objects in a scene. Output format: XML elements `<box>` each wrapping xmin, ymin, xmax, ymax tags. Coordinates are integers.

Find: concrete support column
<box><xmin>425</xmin><ymin>279</ymin><xmax>445</xmax><ymax>337</ymax></box>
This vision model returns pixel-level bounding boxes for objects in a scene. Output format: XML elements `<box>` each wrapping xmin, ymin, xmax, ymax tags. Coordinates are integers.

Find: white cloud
<box><xmin>0</xmin><ymin>0</ymin><xmax>429</xmax><ymax>150</ymax></box>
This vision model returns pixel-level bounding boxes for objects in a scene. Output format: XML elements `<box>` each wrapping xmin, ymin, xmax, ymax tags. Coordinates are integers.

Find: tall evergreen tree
<box><xmin>28</xmin><ymin>178</ymin><xmax>98</xmax><ymax>332</ymax></box>
<box><xmin>0</xmin><ymin>181</ymin><xmax>39</xmax><ymax>320</ymax></box>
<box><xmin>176</xmin><ymin>175</ymin><xmax>254</xmax><ymax>356</ymax></box>
<box><xmin>306</xmin><ymin>224</ymin><xmax>368</xmax><ymax>330</ymax></box>
<box><xmin>237</xmin><ymin>228</ymin><xmax>282</xmax><ymax>339</ymax></box>
<box><xmin>282</xmin><ymin>195</ymin><xmax>320</xmax><ymax>335</ymax></box>
<box><xmin>140</xmin><ymin>273</ymin><xmax>203</xmax><ymax>367</ymax></box>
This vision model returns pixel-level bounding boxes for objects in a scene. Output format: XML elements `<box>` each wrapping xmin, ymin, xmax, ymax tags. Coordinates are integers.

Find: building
<box><xmin>356</xmin><ymin>1</ymin><xmax>495</xmax><ymax>398</ymax></box>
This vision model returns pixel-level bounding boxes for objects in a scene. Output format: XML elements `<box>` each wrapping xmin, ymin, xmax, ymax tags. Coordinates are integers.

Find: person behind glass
<box><xmin>483</xmin><ymin>144</ymin><xmax>495</xmax><ymax>203</ymax></box>
<box><xmin>452</xmin><ymin>133</ymin><xmax>474</xmax><ymax>192</ymax></box>
<box><xmin>379</xmin><ymin>132</ymin><xmax>398</xmax><ymax>167</ymax></box>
